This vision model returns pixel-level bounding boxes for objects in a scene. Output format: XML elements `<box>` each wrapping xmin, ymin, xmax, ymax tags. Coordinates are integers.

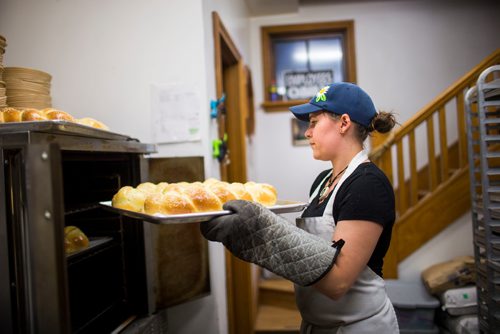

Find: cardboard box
<box><xmin>421</xmin><ymin>256</ymin><xmax>476</xmax><ymax>296</ymax></box>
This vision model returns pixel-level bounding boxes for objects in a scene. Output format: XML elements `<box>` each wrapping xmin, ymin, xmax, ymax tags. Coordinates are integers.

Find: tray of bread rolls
<box><xmin>100</xmin><ymin>179</ymin><xmax>307</xmax><ymax>224</ymax></box>
<box><xmin>0</xmin><ymin>107</ymin><xmax>133</xmax><ymax>141</ymax></box>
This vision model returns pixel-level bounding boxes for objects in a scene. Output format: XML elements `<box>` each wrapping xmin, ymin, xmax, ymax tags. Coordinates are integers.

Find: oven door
<box><xmin>1</xmin><ymin>142</ymin><xmax>70</xmax><ymax>334</ymax></box>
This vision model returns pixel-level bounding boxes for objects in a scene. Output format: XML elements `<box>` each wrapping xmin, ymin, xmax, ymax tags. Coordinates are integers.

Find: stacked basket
<box><xmin>4</xmin><ymin>66</ymin><xmax>52</xmax><ymax>109</ymax></box>
<box><xmin>0</xmin><ymin>35</ymin><xmax>6</xmax><ymax>108</ymax></box>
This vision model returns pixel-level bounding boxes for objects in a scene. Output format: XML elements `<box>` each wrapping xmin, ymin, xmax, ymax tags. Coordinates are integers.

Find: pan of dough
<box><xmin>99</xmin><ymin>200</ymin><xmax>308</xmax><ymax>225</ymax></box>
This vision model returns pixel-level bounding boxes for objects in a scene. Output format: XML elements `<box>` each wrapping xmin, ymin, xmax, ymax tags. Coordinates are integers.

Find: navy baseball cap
<box><xmin>289</xmin><ymin>82</ymin><xmax>377</xmax><ymax>127</ymax></box>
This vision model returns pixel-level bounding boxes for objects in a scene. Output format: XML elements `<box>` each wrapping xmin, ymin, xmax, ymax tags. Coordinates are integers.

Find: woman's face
<box><xmin>305</xmin><ymin>112</ymin><xmax>341</xmax><ymax>161</ymax></box>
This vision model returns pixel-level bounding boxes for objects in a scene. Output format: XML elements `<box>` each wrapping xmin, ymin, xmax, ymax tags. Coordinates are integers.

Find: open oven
<box><xmin>0</xmin><ymin>122</ymin><xmax>210</xmax><ymax>334</ymax></box>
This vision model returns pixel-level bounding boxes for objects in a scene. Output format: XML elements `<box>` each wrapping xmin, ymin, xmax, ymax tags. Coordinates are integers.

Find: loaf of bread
<box><xmin>144</xmin><ymin>191</ymin><xmax>197</xmax><ymax>215</ymax></box>
<box><xmin>0</xmin><ymin>107</ymin><xmax>109</xmax><ymax>130</ymax></box>
<box><xmin>112</xmin><ymin>179</ymin><xmax>278</xmax><ymax>215</ymax></box>
<box><xmin>2</xmin><ymin>107</ymin><xmax>23</xmax><ymax>122</ymax></box>
<box><xmin>42</xmin><ymin>108</ymin><xmax>75</xmax><ymax>122</ymax></box>
<box><xmin>64</xmin><ymin>226</ymin><xmax>90</xmax><ymax>254</ymax></box>
<box><xmin>76</xmin><ymin>117</ymin><xmax>109</xmax><ymax>130</ymax></box>
<box><xmin>22</xmin><ymin>108</ymin><xmax>48</xmax><ymax>121</ymax></box>
<box><xmin>112</xmin><ymin>186</ymin><xmax>148</xmax><ymax>212</ymax></box>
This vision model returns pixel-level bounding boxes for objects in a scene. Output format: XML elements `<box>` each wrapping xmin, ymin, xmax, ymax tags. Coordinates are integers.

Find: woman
<box><xmin>201</xmin><ymin>82</ymin><xmax>399</xmax><ymax>333</ymax></box>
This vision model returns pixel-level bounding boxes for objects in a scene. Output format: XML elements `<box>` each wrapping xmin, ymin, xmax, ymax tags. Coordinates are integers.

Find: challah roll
<box><xmin>244</xmin><ymin>181</ymin><xmax>278</xmax><ymax>207</ymax></box>
<box><xmin>2</xmin><ymin>107</ymin><xmax>22</xmax><ymax>122</ymax></box>
<box><xmin>112</xmin><ymin>186</ymin><xmax>147</xmax><ymax>213</ymax></box>
<box><xmin>155</xmin><ymin>182</ymin><xmax>170</xmax><ymax>193</ymax></box>
<box><xmin>136</xmin><ymin>182</ymin><xmax>157</xmax><ymax>195</ymax></box>
<box><xmin>203</xmin><ymin>178</ymin><xmax>220</xmax><ymax>186</ymax></box>
<box><xmin>64</xmin><ymin>226</ymin><xmax>90</xmax><ymax>254</ymax></box>
<box><xmin>21</xmin><ymin>108</ymin><xmax>47</xmax><ymax>121</ymax></box>
<box><xmin>144</xmin><ymin>191</ymin><xmax>197</xmax><ymax>215</ymax></box>
<box><xmin>228</xmin><ymin>182</ymin><xmax>253</xmax><ymax>201</ymax></box>
<box><xmin>77</xmin><ymin>117</ymin><xmax>109</xmax><ymax>130</ymax></box>
<box><xmin>206</xmin><ymin>181</ymin><xmax>237</xmax><ymax>204</ymax></box>
<box><xmin>43</xmin><ymin>109</ymin><xmax>75</xmax><ymax>122</ymax></box>
<box><xmin>178</xmin><ymin>182</ymin><xmax>223</xmax><ymax>212</ymax></box>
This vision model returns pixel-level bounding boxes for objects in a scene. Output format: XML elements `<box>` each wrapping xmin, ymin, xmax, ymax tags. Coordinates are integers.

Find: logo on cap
<box><xmin>315</xmin><ymin>85</ymin><xmax>330</xmax><ymax>102</ymax></box>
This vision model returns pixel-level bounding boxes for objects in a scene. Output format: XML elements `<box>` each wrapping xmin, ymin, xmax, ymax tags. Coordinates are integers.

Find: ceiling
<box><xmin>244</xmin><ymin>0</ymin><xmax>405</xmax><ymax>16</ymax></box>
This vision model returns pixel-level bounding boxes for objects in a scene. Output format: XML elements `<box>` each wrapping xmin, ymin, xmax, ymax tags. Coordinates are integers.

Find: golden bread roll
<box><xmin>144</xmin><ymin>191</ymin><xmax>196</xmax><ymax>215</ymax></box>
<box><xmin>155</xmin><ymin>182</ymin><xmax>170</xmax><ymax>193</ymax></box>
<box><xmin>112</xmin><ymin>186</ymin><xmax>147</xmax><ymax>212</ymax></box>
<box><xmin>2</xmin><ymin>107</ymin><xmax>22</xmax><ymax>122</ymax></box>
<box><xmin>136</xmin><ymin>182</ymin><xmax>157</xmax><ymax>195</ymax></box>
<box><xmin>203</xmin><ymin>178</ymin><xmax>220</xmax><ymax>186</ymax></box>
<box><xmin>77</xmin><ymin>117</ymin><xmax>109</xmax><ymax>130</ymax></box>
<box><xmin>244</xmin><ymin>181</ymin><xmax>278</xmax><ymax>206</ymax></box>
<box><xmin>178</xmin><ymin>182</ymin><xmax>223</xmax><ymax>212</ymax></box>
<box><xmin>64</xmin><ymin>226</ymin><xmax>90</xmax><ymax>254</ymax></box>
<box><xmin>21</xmin><ymin>108</ymin><xmax>47</xmax><ymax>121</ymax></box>
<box><xmin>44</xmin><ymin>109</ymin><xmax>75</xmax><ymax>122</ymax></box>
<box><xmin>260</xmin><ymin>183</ymin><xmax>278</xmax><ymax>197</ymax></box>
<box><xmin>228</xmin><ymin>182</ymin><xmax>253</xmax><ymax>201</ymax></box>
<box><xmin>207</xmin><ymin>181</ymin><xmax>237</xmax><ymax>204</ymax></box>
<box><xmin>156</xmin><ymin>182</ymin><xmax>183</xmax><ymax>194</ymax></box>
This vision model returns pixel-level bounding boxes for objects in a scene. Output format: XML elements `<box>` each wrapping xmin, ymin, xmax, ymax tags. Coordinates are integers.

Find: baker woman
<box><xmin>200</xmin><ymin>82</ymin><xmax>399</xmax><ymax>333</ymax></box>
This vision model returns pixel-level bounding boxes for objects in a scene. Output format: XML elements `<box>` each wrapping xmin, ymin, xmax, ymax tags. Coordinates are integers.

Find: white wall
<box><xmin>0</xmin><ymin>1</ymin><xmax>249</xmax><ymax>333</ymax></box>
<box><xmin>1</xmin><ymin>0</ymin><xmax>498</xmax><ymax>332</ymax></box>
<box><xmin>248</xmin><ymin>0</ymin><xmax>499</xmax><ymax>280</ymax></box>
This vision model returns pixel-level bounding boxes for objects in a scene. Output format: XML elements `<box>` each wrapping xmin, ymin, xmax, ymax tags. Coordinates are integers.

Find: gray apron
<box><xmin>295</xmin><ymin>150</ymin><xmax>399</xmax><ymax>334</ymax></box>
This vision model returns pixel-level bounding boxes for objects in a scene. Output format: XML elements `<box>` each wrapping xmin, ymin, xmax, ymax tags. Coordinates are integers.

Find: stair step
<box><xmin>255</xmin><ymin>305</ymin><xmax>301</xmax><ymax>334</ymax></box>
<box><xmin>259</xmin><ymin>279</ymin><xmax>297</xmax><ymax>310</ymax></box>
<box><xmin>260</xmin><ymin>278</ymin><xmax>295</xmax><ymax>293</ymax></box>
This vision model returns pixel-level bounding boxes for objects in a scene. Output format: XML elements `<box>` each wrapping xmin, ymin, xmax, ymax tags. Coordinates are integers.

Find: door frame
<box><xmin>212</xmin><ymin>11</ymin><xmax>256</xmax><ymax>334</ymax></box>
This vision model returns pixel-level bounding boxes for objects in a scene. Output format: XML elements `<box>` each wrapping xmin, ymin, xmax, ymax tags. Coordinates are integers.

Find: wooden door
<box><xmin>212</xmin><ymin>11</ymin><xmax>256</xmax><ymax>334</ymax></box>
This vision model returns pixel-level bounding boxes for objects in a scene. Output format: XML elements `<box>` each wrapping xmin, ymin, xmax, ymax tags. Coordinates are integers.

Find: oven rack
<box><xmin>66</xmin><ymin>237</ymin><xmax>115</xmax><ymax>262</ymax></box>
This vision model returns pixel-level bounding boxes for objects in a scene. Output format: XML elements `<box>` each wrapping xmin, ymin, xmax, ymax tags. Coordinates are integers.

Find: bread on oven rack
<box><xmin>112</xmin><ymin>179</ymin><xmax>278</xmax><ymax>215</ymax></box>
<box><xmin>0</xmin><ymin>106</ymin><xmax>109</xmax><ymax>130</ymax></box>
<box><xmin>64</xmin><ymin>226</ymin><xmax>90</xmax><ymax>254</ymax></box>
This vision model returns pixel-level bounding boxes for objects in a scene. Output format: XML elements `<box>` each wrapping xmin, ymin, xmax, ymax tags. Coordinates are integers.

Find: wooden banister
<box><xmin>370</xmin><ymin>49</ymin><xmax>500</xmax><ymax>278</ymax></box>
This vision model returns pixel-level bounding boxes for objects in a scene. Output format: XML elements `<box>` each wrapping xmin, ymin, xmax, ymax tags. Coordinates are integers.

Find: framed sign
<box><xmin>284</xmin><ymin>70</ymin><xmax>333</xmax><ymax>100</ymax></box>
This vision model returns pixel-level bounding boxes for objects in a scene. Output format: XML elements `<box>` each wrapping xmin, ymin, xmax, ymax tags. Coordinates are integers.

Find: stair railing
<box><xmin>369</xmin><ymin>49</ymin><xmax>500</xmax><ymax>278</ymax></box>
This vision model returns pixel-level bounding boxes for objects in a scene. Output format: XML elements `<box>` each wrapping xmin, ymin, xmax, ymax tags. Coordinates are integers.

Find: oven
<box><xmin>0</xmin><ymin>122</ymin><xmax>210</xmax><ymax>333</ymax></box>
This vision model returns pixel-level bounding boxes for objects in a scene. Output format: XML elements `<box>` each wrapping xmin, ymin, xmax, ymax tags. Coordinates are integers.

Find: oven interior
<box><xmin>62</xmin><ymin>151</ymin><xmax>149</xmax><ymax>333</ymax></box>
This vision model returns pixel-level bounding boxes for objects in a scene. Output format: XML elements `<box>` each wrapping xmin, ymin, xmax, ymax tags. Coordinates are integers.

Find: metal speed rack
<box><xmin>465</xmin><ymin>64</ymin><xmax>500</xmax><ymax>333</ymax></box>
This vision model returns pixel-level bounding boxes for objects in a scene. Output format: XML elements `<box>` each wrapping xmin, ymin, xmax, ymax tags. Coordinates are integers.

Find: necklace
<box><xmin>318</xmin><ymin>165</ymin><xmax>348</xmax><ymax>203</ymax></box>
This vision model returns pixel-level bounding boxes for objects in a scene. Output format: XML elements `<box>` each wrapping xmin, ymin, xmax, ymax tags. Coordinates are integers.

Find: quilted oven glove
<box><xmin>200</xmin><ymin>200</ymin><xmax>344</xmax><ymax>286</ymax></box>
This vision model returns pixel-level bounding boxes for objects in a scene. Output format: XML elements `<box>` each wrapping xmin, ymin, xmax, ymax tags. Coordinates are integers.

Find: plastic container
<box><xmin>385</xmin><ymin>279</ymin><xmax>440</xmax><ymax>330</ymax></box>
<box><xmin>440</xmin><ymin>286</ymin><xmax>477</xmax><ymax>316</ymax></box>
<box><xmin>400</xmin><ymin>326</ymin><xmax>440</xmax><ymax>334</ymax></box>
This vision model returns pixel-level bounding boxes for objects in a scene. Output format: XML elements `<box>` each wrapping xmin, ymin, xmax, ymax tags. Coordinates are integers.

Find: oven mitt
<box><xmin>200</xmin><ymin>200</ymin><xmax>344</xmax><ymax>286</ymax></box>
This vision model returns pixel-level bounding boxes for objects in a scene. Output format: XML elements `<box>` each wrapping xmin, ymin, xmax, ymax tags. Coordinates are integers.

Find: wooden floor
<box><xmin>255</xmin><ymin>279</ymin><xmax>301</xmax><ymax>334</ymax></box>
<box><xmin>254</xmin><ymin>305</ymin><xmax>301</xmax><ymax>333</ymax></box>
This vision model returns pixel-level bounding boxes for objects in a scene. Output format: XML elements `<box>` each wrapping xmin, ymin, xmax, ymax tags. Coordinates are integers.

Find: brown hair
<box><xmin>356</xmin><ymin>111</ymin><xmax>396</xmax><ymax>142</ymax></box>
<box><xmin>326</xmin><ymin>110</ymin><xmax>397</xmax><ymax>142</ymax></box>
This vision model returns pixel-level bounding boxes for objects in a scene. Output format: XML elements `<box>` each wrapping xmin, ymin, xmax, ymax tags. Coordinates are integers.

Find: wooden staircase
<box><xmin>253</xmin><ymin>49</ymin><xmax>500</xmax><ymax>333</ymax></box>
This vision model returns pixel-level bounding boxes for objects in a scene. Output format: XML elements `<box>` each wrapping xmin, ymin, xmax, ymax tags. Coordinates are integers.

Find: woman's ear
<box><xmin>339</xmin><ymin>114</ymin><xmax>351</xmax><ymax>134</ymax></box>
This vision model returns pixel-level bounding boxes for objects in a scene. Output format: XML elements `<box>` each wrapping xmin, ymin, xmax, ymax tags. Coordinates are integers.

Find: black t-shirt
<box><xmin>301</xmin><ymin>162</ymin><xmax>395</xmax><ymax>277</ymax></box>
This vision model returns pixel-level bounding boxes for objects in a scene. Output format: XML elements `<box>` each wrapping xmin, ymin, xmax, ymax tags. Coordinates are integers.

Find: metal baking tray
<box><xmin>99</xmin><ymin>200</ymin><xmax>308</xmax><ymax>224</ymax></box>
<box><xmin>0</xmin><ymin>120</ymin><xmax>137</xmax><ymax>141</ymax></box>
